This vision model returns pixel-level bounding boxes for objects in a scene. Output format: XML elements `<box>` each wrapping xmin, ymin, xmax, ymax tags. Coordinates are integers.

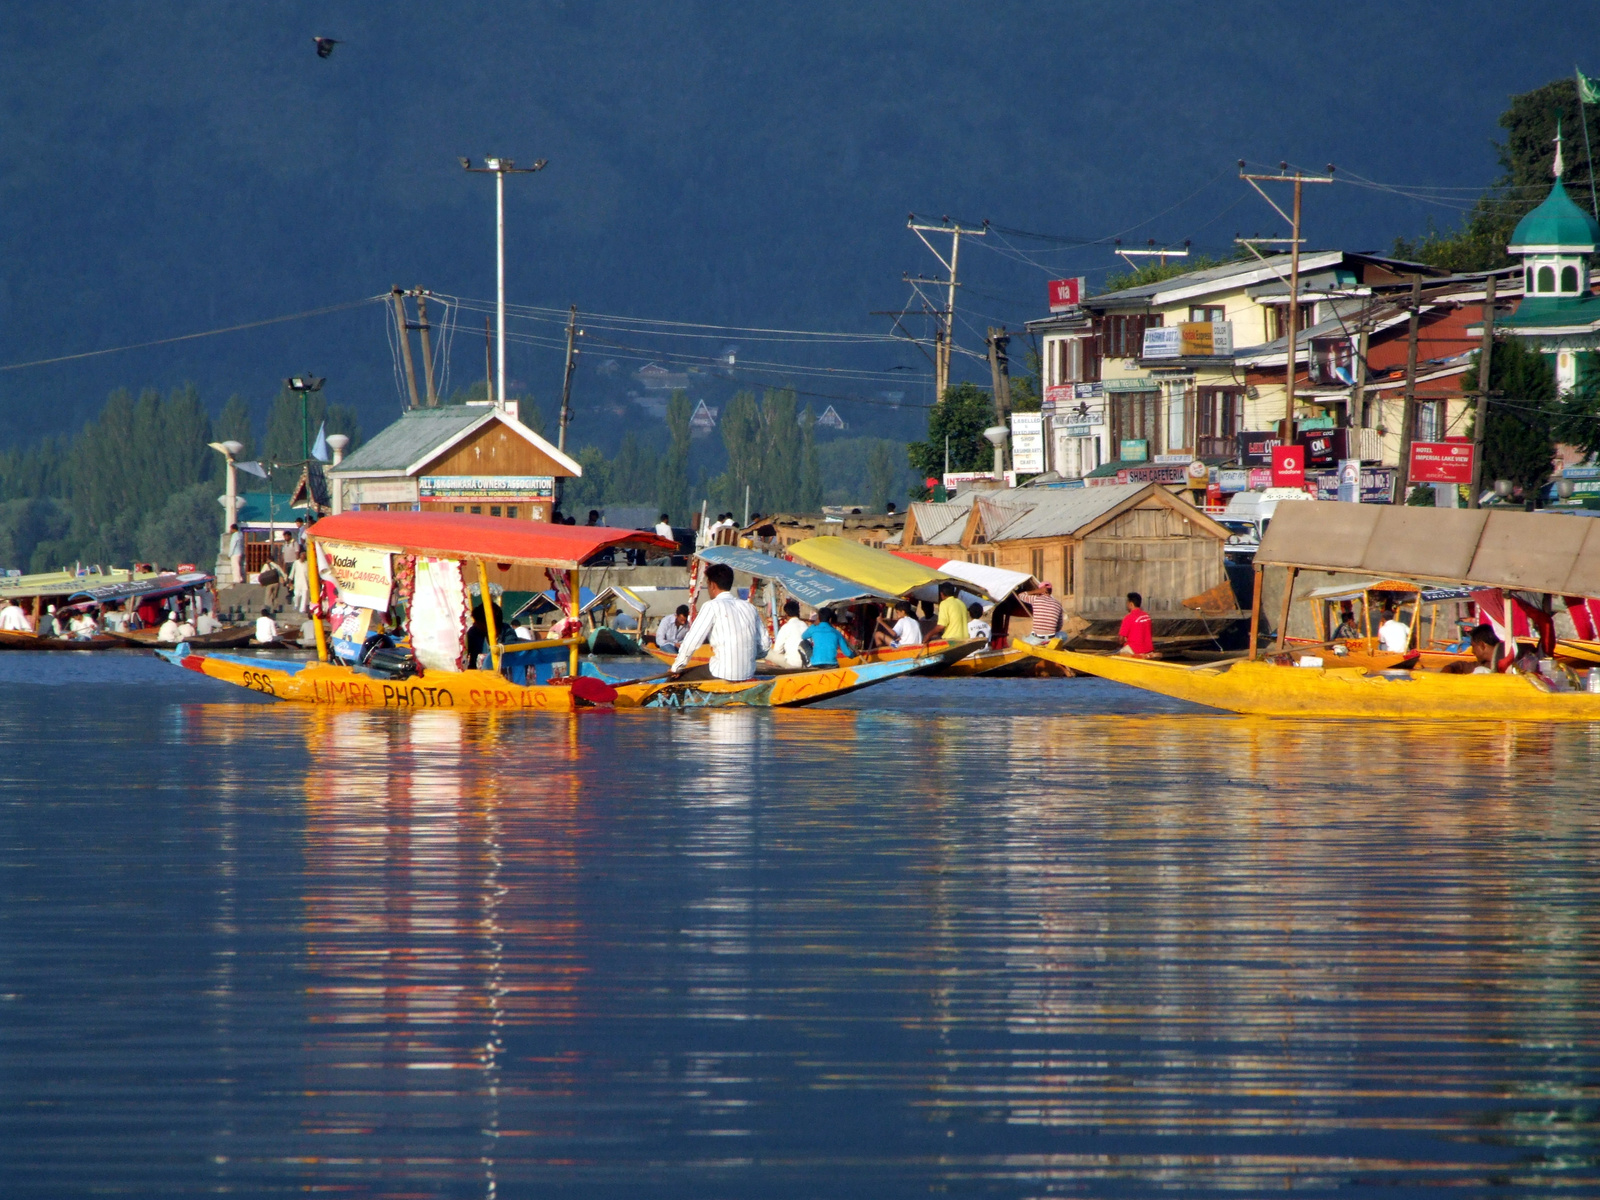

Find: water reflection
<box><xmin>5</xmin><ymin>679</ymin><xmax>1599</xmax><ymax>1196</ymax></box>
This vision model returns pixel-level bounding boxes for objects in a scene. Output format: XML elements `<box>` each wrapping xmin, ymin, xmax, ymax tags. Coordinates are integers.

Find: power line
<box><xmin>0</xmin><ymin>296</ymin><xmax>385</xmax><ymax>372</ymax></box>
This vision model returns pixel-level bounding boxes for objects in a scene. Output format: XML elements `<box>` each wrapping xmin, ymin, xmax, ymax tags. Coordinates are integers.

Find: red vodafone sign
<box><xmin>1271</xmin><ymin>444</ymin><xmax>1305</xmax><ymax>488</ymax></box>
<box><xmin>1048</xmin><ymin>277</ymin><xmax>1085</xmax><ymax>312</ymax></box>
<box><xmin>1409</xmin><ymin>441</ymin><xmax>1474</xmax><ymax>484</ymax></box>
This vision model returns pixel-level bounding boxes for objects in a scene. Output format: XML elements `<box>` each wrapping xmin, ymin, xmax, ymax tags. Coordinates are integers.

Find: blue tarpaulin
<box><xmin>697</xmin><ymin>545</ymin><xmax>896</xmax><ymax>607</ymax></box>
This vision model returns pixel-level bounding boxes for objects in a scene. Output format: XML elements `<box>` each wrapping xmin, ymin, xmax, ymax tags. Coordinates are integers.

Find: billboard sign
<box><xmin>1271</xmin><ymin>445</ymin><xmax>1305</xmax><ymax>488</ymax></box>
<box><xmin>1237</xmin><ymin>431</ymin><xmax>1279</xmax><ymax>466</ymax></box>
<box><xmin>1408</xmin><ymin>441</ymin><xmax>1475</xmax><ymax>485</ymax></box>
<box><xmin>1010</xmin><ymin>412</ymin><xmax>1045</xmax><ymax>473</ymax></box>
<box><xmin>1120</xmin><ymin>439</ymin><xmax>1149</xmax><ymax>462</ymax></box>
<box><xmin>1048</xmin><ymin>277</ymin><xmax>1086</xmax><ymax>311</ymax></box>
<box><xmin>1309</xmin><ymin>466</ymin><xmax>1397</xmax><ymax>505</ymax></box>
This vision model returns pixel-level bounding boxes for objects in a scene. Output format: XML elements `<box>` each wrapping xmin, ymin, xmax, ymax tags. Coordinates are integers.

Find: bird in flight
<box><xmin>313</xmin><ymin>37</ymin><xmax>340</xmax><ymax>58</ymax></box>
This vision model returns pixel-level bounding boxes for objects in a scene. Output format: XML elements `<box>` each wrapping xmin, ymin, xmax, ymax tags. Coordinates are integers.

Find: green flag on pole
<box><xmin>1579</xmin><ymin>67</ymin><xmax>1600</xmax><ymax>105</ymax></box>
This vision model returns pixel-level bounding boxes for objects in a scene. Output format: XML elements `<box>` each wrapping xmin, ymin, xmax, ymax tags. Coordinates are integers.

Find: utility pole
<box><xmin>414</xmin><ymin>290</ymin><xmax>438</xmax><ymax>406</ymax></box>
<box><xmin>908</xmin><ymin>218</ymin><xmax>986</xmax><ymax>403</ymax></box>
<box><xmin>461</xmin><ymin>155</ymin><xmax>548</xmax><ymax>412</ymax></box>
<box><xmin>390</xmin><ymin>287</ymin><xmax>421</xmax><ymax>409</ymax></box>
<box><xmin>1350</xmin><ymin>299</ymin><xmax>1370</xmax><ymax>431</ymax></box>
<box><xmin>1468</xmin><ymin>274</ymin><xmax>1498</xmax><ymax>509</ymax></box>
<box><xmin>484</xmin><ymin>317</ymin><xmax>494</xmax><ymax>404</ymax></box>
<box><xmin>986</xmin><ymin>327</ymin><xmax>1012</xmax><ymax>421</ymax></box>
<box><xmin>558</xmin><ymin>304</ymin><xmax>579</xmax><ymax>451</ymax></box>
<box><xmin>1237</xmin><ymin>163</ymin><xmax>1335</xmax><ymax>444</ymax></box>
<box><xmin>1395</xmin><ymin>275</ymin><xmax>1424</xmax><ymax>504</ymax></box>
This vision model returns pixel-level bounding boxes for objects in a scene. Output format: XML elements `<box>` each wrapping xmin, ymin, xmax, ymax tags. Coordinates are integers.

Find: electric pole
<box><xmin>908</xmin><ymin>218</ymin><xmax>986</xmax><ymax>403</ymax></box>
<box><xmin>558</xmin><ymin>304</ymin><xmax>579</xmax><ymax>451</ymax></box>
<box><xmin>1468</xmin><ymin>274</ymin><xmax>1498</xmax><ymax>509</ymax></box>
<box><xmin>461</xmin><ymin>155</ymin><xmax>548</xmax><ymax>412</ymax></box>
<box><xmin>1237</xmin><ymin>163</ymin><xmax>1335</xmax><ymax>443</ymax></box>
<box><xmin>986</xmin><ymin>327</ymin><xmax>1012</xmax><ymax>421</ymax></box>
<box><xmin>1395</xmin><ymin>275</ymin><xmax>1424</xmax><ymax>504</ymax></box>
<box><xmin>414</xmin><ymin>290</ymin><xmax>438</xmax><ymax>406</ymax></box>
<box><xmin>390</xmin><ymin>287</ymin><xmax>421</xmax><ymax>409</ymax></box>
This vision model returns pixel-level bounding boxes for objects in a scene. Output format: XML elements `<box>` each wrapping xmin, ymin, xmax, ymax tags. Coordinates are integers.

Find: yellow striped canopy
<box><xmin>787</xmin><ymin>536</ymin><xmax>952</xmax><ymax>598</ymax></box>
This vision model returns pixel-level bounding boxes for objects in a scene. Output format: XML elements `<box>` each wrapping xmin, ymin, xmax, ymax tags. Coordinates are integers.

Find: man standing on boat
<box><xmin>1119</xmin><ymin>592</ymin><xmax>1154</xmax><ymax>657</ymax></box>
<box><xmin>669</xmin><ymin>562</ymin><xmax>770</xmax><ymax>681</ymax></box>
<box><xmin>0</xmin><ymin>598</ymin><xmax>31</xmax><ymax>632</ymax></box>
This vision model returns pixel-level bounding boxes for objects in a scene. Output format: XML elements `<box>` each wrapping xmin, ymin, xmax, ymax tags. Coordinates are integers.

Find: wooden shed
<box><xmin>908</xmin><ymin>482</ymin><xmax>1230</xmax><ymax>618</ymax></box>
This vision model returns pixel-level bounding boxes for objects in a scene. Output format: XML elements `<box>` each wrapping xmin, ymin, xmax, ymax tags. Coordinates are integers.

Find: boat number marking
<box><xmin>239</xmin><ymin>669</ymin><xmax>278</xmax><ymax>696</ymax></box>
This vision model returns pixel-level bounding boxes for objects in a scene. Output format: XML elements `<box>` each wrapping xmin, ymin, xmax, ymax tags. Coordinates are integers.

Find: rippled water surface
<box><xmin>3</xmin><ymin>652</ymin><xmax>1598</xmax><ymax>1197</ymax></box>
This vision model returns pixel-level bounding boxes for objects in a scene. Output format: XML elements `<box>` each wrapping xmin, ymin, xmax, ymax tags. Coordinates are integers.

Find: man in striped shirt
<box><xmin>670</xmin><ymin>562</ymin><xmax>771</xmax><ymax>681</ymax></box>
<box><xmin>1020</xmin><ymin>582</ymin><xmax>1063</xmax><ymax>640</ymax></box>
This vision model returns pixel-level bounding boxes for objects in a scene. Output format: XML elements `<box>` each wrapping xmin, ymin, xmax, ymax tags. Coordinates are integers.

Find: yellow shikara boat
<box><xmin>1016</xmin><ymin>642</ymin><xmax>1600</xmax><ymax>720</ymax></box>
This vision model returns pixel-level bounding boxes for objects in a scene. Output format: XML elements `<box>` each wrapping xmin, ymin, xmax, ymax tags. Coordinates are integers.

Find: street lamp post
<box><xmin>286</xmin><ymin>375</ymin><xmax>325</xmax><ymax>463</ymax></box>
<box><xmin>208</xmin><ymin>439</ymin><xmax>245</xmax><ymax>582</ymax></box>
<box><xmin>461</xmin><ymin>156</ymin><xmax>547</xmax><ymax>413</ymax></box>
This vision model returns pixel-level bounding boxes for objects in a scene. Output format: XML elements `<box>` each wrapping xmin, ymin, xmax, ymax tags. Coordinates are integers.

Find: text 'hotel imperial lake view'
<box><xmin>4</xmin><ymin>7</ymin><xmax>1600</xmax><ymax>1197</ymax></box>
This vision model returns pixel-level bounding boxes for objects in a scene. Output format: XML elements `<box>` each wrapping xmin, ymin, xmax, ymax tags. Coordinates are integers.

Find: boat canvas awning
<box><xmin>698</xmin><ymin>545</ymin><xmax>897</xmax><ymax>607</ymax></box>
<box><xmin>786</xmin><ymin>536</ymin><xmax>954</xmax><ymax>598</ymax></box>
<box><xmin>1305</xmin><ymin>579</ymin><xmax>1421</xmax><ymax>603</ymax></box>
<box><xmin>891</xmin><ymin>550</ymin><xmax>1037</xmax><ymax>602</ymax></box>
<box><xmin>67</xmin><ymin>571</ymin><xmax>213</xmax><ymax>605</ymax></box>
<box><xmin>1257</xmin><ymin>503</ymin><xmax>1600</xmax><ymax>595</ymax></box>
<box><xmin>308</xmin><ymin>511</ymin><xmax>676</xmax><ymax>571</ymax></box>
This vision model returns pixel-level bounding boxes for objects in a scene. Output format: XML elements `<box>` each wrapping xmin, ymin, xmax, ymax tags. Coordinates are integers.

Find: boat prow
<box><xmin>1016</xmin><ymin>642</ymin><xmax>1600</xmax><ymax>721</ymax></box>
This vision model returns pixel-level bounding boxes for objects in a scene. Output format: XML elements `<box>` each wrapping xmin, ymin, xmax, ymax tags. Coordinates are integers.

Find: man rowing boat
<box><xmin>669</xmin><ymin>562</ymin><xmax>771</xmax><ymax>681</ymax></box>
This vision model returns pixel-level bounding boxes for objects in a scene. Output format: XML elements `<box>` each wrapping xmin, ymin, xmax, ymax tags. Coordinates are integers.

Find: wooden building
<box><xmin>329</xmin><ymin>405</ymin><xmax>581</xmax><ymax>523</ymax></box>
<box><xmin>749</xmin><ymin>510</ymin><xmax>905</xmax><ymax>551</ymax></box>
<box><xmin>905</xmin><ymin>482</ymin><xmax>1229</xmax><ymax>618</ymax></box>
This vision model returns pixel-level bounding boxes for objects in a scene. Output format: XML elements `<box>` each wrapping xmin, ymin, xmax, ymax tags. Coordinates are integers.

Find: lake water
<box><xmin>3</xmin><ymin>652</ymin><xmax>1598</xmax><ymax>1197</ymax></box>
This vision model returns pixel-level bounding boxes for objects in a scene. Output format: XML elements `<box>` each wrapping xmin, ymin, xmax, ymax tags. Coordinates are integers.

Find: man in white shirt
<box><xmin>890</xmin><ymin>600</ymin><xmax>923</xmax><ymax>648</ymax></box>
<box><xmin>0</xmin><ymin>599</ymin><xmax>32</xmax><ymax>632</ymax></box>
<box><xmin>655</xmin><ymin>513</ymin><xmax>675</xmax><ymax>540</ymax></box>
<box><xmin>768</xmin><ymin>599</ymin><xmax>809</xmax><ymax>668</ymax></box>
<box><xmin>195</xmin><ymin>609</ymin><xmax>220</xmax><ymax>635</ymax></box>
<box><xmin>227</xmin><ymin>524</ymin><xmax>244</xmax><ymax>584</ymax></box>
<box><xmin>255</xmin><ymin>609</ymin><xmax>279</xmax><ymax>644</ymax></box>
<box><xmin>1377</xmin><ymin>606</ymin><xmax>1411</xmax><ymax>654</ymax></box>
<box><xmin>655</xmin><ymin>604</ymin><xmax>691</xmax><ymax>652</ymax></box>
<box><xmin>157</xmin><ymin>611</ymin><xmax>182</xmax><ymax>643</ymax></box>
<box><xmin>671</xmin><ymin>562</ymin><xmax>771</xmax><ymax>681</ymax></box>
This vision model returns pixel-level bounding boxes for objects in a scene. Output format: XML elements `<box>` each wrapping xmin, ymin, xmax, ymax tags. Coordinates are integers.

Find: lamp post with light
<box><xmin>460</xmin><ymin>156</ymin><xmax>547</xmax><ymax>412</ymax></box>
<box><xmin>208</xmin><ymin>439</ymin><xmax>245</xmax><ymax>582</ymax></box>
<box><xmin>285</xmin><ymin>375</ymin><xmax>325</xmax><ymax>462</ymax></box>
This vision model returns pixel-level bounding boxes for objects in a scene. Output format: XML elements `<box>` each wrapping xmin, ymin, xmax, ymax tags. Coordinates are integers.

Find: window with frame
<box><xmin>1054</xmin><ymin>336</ymin><xmax>1101</xmax><ymax>384</ymax></box>
<box><xmin>1561</xmin><ymin>265</ymin><xmax>1579</xmax><ymax>292</ymax></box>
<box><xmin>1064</xmin><ymin>545</ymin><xmax>1075</xmax><ymax>596</ymax></box>
<box><xmin>1189</xmin><ymin>305</ymin><xmax>1226</xmax><ymax>323</ymax></box>
<box><xmin>1537</xmin><ymin>265</ymin><xmax>1555</xmax><ymax>293</ymax></box>
<box><xmin>1097</xmin><ymin>313</ymin><xmax>1159</xmax><ymax>360</ymax></box>
<box><xmin>1110</xmin><ymin>390</ymin><xmax>1160</xmax><ymax>451</ymax></box>
<box><xmin>1266</xmin><ymin>302</ymin><xmax>1317</xmax><ymax>342</ymax></box>
<box><xmin>1030</xmin><ymin>548</ymin><xmax>1044</xmax><ymax>580</ymax></box>
<box><xmin>1196</xmin><ymin>387</ymin><xmax>1245</xmax><ymax>441</ymax></box>
<box><xmin>1413</xmin><ymin>400</ymin><xmax>1444</xmax><ymax>443</ymax></box>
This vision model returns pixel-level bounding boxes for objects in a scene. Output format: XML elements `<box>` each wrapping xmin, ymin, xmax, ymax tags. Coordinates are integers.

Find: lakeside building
<box><xmin>904</xmin><ymin>482</ymin><xmax>1229</xmax><ymax>619</ymax></box>
<box><xmin>328</xmin><ymin>404</ymin><xmax>581</xmax><ymax>523</ymax></box>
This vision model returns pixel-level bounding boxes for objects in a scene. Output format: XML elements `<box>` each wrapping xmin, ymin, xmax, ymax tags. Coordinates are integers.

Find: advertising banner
<box><xmin>1408</xmin><ymin>441</ymin><xmax>1474</xmax><ymax>485</ymax></box>
<box><xmin>1120</xmin><ymin>439</ymin><xmax>1149</xmax><ymax>462</ymax></box>
<box><xmin>1141</xmin><ymin>327</ymin><xmax>1182</xmax><ymax>359</ymax></box>
<box><xmin>1010</xmin><ymin>413</ymin><xmax>1045</xmax><ymax>473</ymax></box>
<box><xmin>1237</xmin><ymin>431</ymin><xmax>1279</xmax><ymax>466</ymax></box>
<box><xmin>1118</xmin><ymin>463</ymin><xmax>1191</xmax><ymax>485</ymax></box>
<box><xmin>1309</xmin><ymin>466</ymin><xmax>1397</xmax><ymax>504</ymax></box>
<box><xmin>1337</xmin><ymin>458</ymin><xmax>1362</xmax><ymax>503</ymax></box>
<box><xmin>1271</xmin><ymin>445</ymin><xmax>1305</xmax><ymax>488</ymax></box>
<box><xmin>1047</xmin><ymin>278</ymin><xmax>1085</xmax><ymax>311</ymax></box>
<box><xmin>1178</xmin><ymin>321</ymin><xmax>1233</xmax><ymax>356</ymax></box>
<box><xmin>1042</xmin><ymin>384</ymin><xmax>1074</xmax><ymax>412</ymax></box>
<box><xmin>1218</xmin><ymin>469</ymin><xmax>1250</xmax><ymax>493</ymax></box>
<box><xmin>319</xmin><ymin>542</ymin><xmax>393</xmax><ymax>611</ymax></box>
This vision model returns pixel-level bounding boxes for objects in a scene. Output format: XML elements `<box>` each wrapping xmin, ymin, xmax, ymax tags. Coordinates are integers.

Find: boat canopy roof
<box><xmin>66</xmin><ymin>571</ymin><xmax>213</xmax><ymax>607</ymax></box>
<box><xmin>1306</xmin><ymin>579</ymin><xmax>1421</xmax><ymax>602</ymax></box>
<box><xmin>697</xmin><ymin>545</ymin><xmax>897</xmax><ymax>607</ymax></box>
<box><xmin>1257</xmin><ymin>503</ymin><xmax>1600</xmax><ymax>596</ymax></box>
<box><xmin>787</xmin><ymin>536</ymin><xmax>954</xmax><ymax>598</ymax></box>
<box><xmin>891</xmin><ymin>550</ymin><xmax>1037</xmax><ymax>602</ymax></box>
<box><xmin>309</xmin><ymin>511</ymin><xmax>675</xmax><ymax>571</ymax></box>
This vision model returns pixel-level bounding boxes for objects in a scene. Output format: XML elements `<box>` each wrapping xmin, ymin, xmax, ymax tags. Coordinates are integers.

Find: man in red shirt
<box><xmin>1118</xmin><ymin>591</ymin><xmax>1154</xmax><ymax>657</ymax></box>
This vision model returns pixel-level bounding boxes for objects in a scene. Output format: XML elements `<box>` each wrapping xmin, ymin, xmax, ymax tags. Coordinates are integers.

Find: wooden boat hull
<box><xmin>1017</xmin><ymin>643</ymin><xmax>1600</xmax><ymax>721</ymax></box>
<box><xmin>1556</xmin><ymin>638</ymin><xmax>1600</xmax><ymax>667</ymax></box>
<box><xmin>113</xmin><ymin>626</ymin><xmax>257</xmax><ymax>649</ymax></box>
<box><xmin>0</xmin><ymin>629</ymin><xmax>132</xmax><ymax>651</ymax></box>
<box><xmin>1284</xmin><ymin>639</ymin><xmax>1472</xmax><ymax>673</ymax></box>
<box><xmin>613</xmin><ymin>646</ymin><xmax>955</xmax><ymax>709</ymax></box>
<box><xmin>156</xmin><ymin>647</ymin><xmax>594</xmax><ymax>711</ymax></box>
<box><xmin>939</xmin><ymin>642</ymin><xmax>1072</xmax><ymax>677</ymax></box>
<box><xmin>588</xmin><ymin>626</ymin><xmax>645</xmax><ymax>656</ymax></box>
<box><xmin>647</xmin><ymin>638</ymin><xmax>956</xmax><ymax>674</ymax></box>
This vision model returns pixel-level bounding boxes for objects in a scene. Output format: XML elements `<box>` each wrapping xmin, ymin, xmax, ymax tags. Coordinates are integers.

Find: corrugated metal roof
<box><xmin>331</xmin><ymin>407</ymin><xmax>488</xmax><ymax>474</ymax></box>
<box><xmin>984</xmin><ymin>483</ymin><xmax>1151</xmax><ymax>541</ymax></box>
<box><xmin>908</xmin><ymin>497</ymin><xmax>976</xmax><ymax>545</ymax></box>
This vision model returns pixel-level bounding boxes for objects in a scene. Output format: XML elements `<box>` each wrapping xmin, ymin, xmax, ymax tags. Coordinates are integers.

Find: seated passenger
<box><xmin>768</xmin><ymin>600</ymin><xmax>809</xmax><ymax>668</ymax></box>
<box><xmin>1440</xmin><ymin>625</ymin><xmax>1503</xmax><ymax>674</ymax></box>
<box><xmin>1331</xmin><ymin>605</ymin><xmax>1360</xmax><ymax>641</ymax></box>
<box><xmin>157</xmin><ymin>611</ymin><xmax>182</xmax><ymax>643</ymax></box>
<box><xmin>1377</xmin><ymin>606</ymin><xmax>1411</xmax><ymax>654</ymax></box>
<box><xmin>889</xmin><ymin>600</ymin><xmax>923</xmax><ymax>649</ymax></box>
<box><xmin>967</xmin><ymin>602</ymin><xmax>992</xmax><ymax>642</ymax></box>
<box><xmin>799</xmin><ymin>608</ymin><xmax>853</xmax><ymax>668</ymax></box>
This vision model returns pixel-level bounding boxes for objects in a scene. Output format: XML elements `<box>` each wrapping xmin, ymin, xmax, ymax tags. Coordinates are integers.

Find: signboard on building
<box><xmin>1141</xmin><ymin>327</ymin><xmax>1181</xmax><ymax>359</ymax></box>
<box><xmin>1180</xmin><ymin>321</ymin><xmax>1233</xmax><ymax>357</ymax></box>
<box><xmin>1043</xmin><ymin>384</ymin><xmax>1074</xmax><ymax>412</ymax></box>
<box><xmin>1047</xmin><ymin>277</ymin><xmax>1086</xmax><ymax>312</ymax></box>
<box><xmin>1271</xmin><ymin>445</ymin><xmax>1305</xmax><ymax>488</ymax></box>
<box><xmin>1010</xmin><ymin>412</ymin><xmax>1045</xmax><ymax>473</ymax></box>
<box><xmin>419</xmin><ymin>475</ymin><xmax>555</xmax><ymax>500</ymax></box>
<box><xmin>1218</xmin><ymin>469</ymin><xmax>1250</xmax><ymax>494</ymax></box>
<box><xmin>1104</xmin><ymin>377</ymin><xmax>1157</xmax><ymax>392</ymax></box>
<box><xmin>1309</xmin><ymin>466</ymin><xmax>1397</xmax><ymax>504</ymax></box>
<box><xmin>1120</xmin><ymin>439</ymin><xmax>1149</xmax><ymax>462</ymax></box>
<box><xmin>1074</xmin><ymin>382</ymin><xmax>1104</xmax><ymax>400</ymax></box>
<box><xmin>1237</xmin><ymin>431</ymin><xmax>1279</xmax><ymax>466</ymax></box>
<box><xmin>1248</xmin><ymin>467</ymin><xmax>1273</xmax><ymax>491</ymax></box>
<box><xmin>1337</xmin><ymin>459</ymin><xmax>1362</xmax><ymax>503</ymax></box>
<box><xmin>1118</xmin><ymin>463</ymin><xmax>1190</xmax><ymax>485</ymax></box>
<box><xmin>1408</xmin><ymin>441</ymin><xmax>1475</xmax><ymax>485</ymax></box>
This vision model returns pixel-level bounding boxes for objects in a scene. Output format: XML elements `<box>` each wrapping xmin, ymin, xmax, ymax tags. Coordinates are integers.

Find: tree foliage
<box><xmin>906</xmin><ymin>382</ymin><xmax>997</xmax><ymax>496</ymax></box>
<box><xmin>1472</xmin><ymin>337</ymin><xmax>1560</xmax><ymax>504</ymax></box>
<box><xmin>656</xmin><ymin>390</ymin><xmax>693</xmax><ymax>523</ymax></box>
<box><xmin>1555</xmin><ymin>351</ymin><xmax>1600</xmax><ymax>458</ymax></box>
<box><xmin>1393</xmin><ymin>78</ymin><xmax>1600</xmax><ymax>271</ymax></box>
<box><xmin>711</xmin><ymin>388</ymin><xmax>808</xmax><ymax>514</ymax></box>
<box><xmin>263</xmin><ymin>386</ymin><xmax>363</xmax><ymax>468</ymax></box>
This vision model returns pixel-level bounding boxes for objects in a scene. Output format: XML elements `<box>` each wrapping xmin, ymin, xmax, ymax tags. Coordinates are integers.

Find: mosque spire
<box><xmin>1554</xmin><ymin>117</ymin><xmax>1566</xmax><ymax>179</ymax></box>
